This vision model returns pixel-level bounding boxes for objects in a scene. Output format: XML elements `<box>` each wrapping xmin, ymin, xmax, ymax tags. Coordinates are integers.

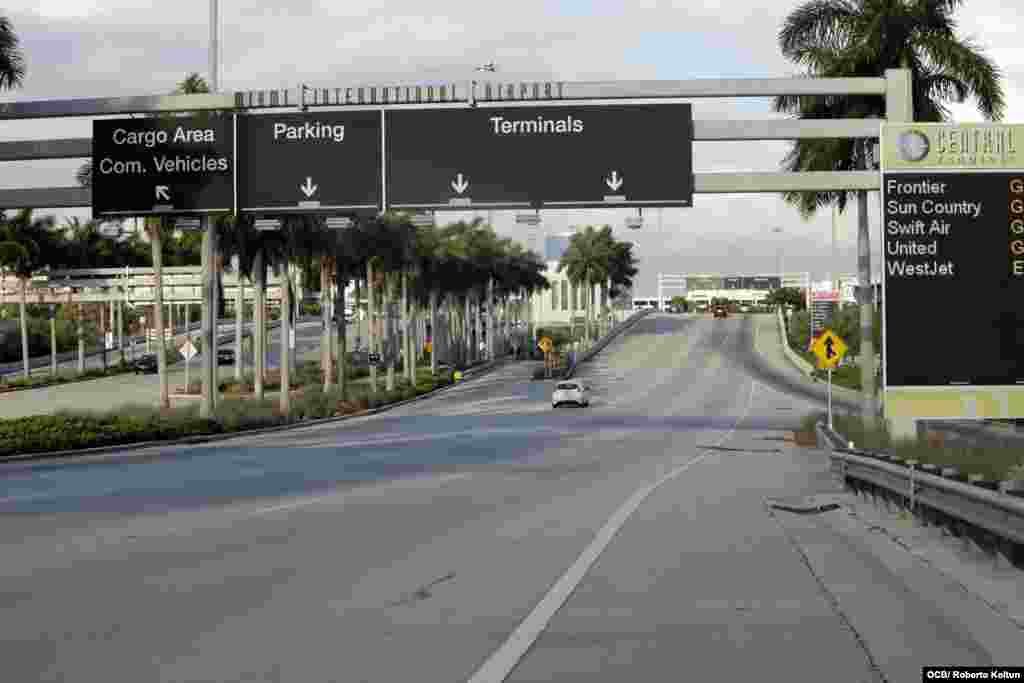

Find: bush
<box><xmin>291</xmin><ymin>385</ymin><xmax>343</xmax><ymax>421</ymax></box>
<box><xmin>0</xmin><ymin>407</ymin><xmax>221</xmax><ymax>457</ymax></box>
<box><xmin>215</xmin><ymin>397</ymin><xmax>282</xmax><ymax>431</ymax></box>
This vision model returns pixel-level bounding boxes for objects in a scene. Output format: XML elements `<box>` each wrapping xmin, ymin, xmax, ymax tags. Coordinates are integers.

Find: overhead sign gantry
<box><xmin>90</xmin><ymin>104</ymin><xmax>693</xmax><ymax>217</ymax></box>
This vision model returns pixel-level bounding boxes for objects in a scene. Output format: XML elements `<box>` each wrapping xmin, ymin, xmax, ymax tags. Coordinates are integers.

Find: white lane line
<box><xmin>466</xmin><ymin>377</ymin><xmax>759</xmax><ymax>683</ymax></box>
<box><xmin>246</xmin><ymin>472</ymin><xmax>473</xmax><ymax>516</ymax></box>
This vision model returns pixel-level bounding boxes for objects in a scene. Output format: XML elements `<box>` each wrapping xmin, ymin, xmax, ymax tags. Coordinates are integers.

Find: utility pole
<box><xmin>200</xmin><ymin>217</ymin><xmax>216</xmax><ymax>418</ymax></box>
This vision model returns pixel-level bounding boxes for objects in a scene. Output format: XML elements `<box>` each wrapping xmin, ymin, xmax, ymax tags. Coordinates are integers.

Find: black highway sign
<box><xmin>92</xmin><ymin>115</ymin><xmax>233</xmax><ymax>216</ymax></box>
<box><xmin>385</xmin><ymin>104</ymin><xmax>693</xmax><ymax>210</ymax></box>
<box><xmin>238</xmin><ymin>112</ymin><xmax>381</xmax><ymax>213</ymax></box>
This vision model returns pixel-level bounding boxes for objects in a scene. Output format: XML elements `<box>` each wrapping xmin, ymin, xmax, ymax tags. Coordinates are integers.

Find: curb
<box><xmin>0</xmin><ymin>355</ymin><xmax>514</xmax><ymax>466</ymax></box>
<box><xmin>776</xmin><ymin>307</ymin><xmax>816</xmax><ymax>379</ymax></box>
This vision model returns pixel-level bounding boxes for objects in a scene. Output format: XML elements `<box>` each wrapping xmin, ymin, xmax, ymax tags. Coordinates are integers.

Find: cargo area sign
<box><xmin>92</xmin><ymin>115</ymin><xmax>234</xmax><ymax>216</ymax></box>
<box><xmin>881</xmin><ymin>122</ymin><xmax>1024</xmax><ymax>387</ymax></box>
<box><xmin>92</xmin><ymin>104</ymin><xmax>693</xmax><ymax>216</ymax></box>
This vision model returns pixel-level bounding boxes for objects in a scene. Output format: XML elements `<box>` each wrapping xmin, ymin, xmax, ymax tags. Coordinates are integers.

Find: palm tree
<box><xmin>558</xmin><ymin>226</ymin><xmax>613</xmax><ymax>349</ymax></box>
<box><xmin>223</xmin><ymin>215</ymin><xmax>288</xmax><ymax>402</ymax></box>
<box><xmin>0</xmin><ymin>16</ymin><xmax>25</xmax><ymax>91</ymax></box>
<box><xmin>775</xmin><ymin>0</ymin><xmax>1006</xmax><ymax>426</ymax></box>
<box><xmin>0</xmin><ymin>210</ymin><xmax>57</xmax><ymax>379</ymax></box>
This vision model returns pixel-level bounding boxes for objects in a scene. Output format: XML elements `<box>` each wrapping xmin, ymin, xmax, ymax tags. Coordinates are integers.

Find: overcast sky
<box><xmin>0</xmin><ymin>0</ymin><xmax>1021</xmax><ymax>296</ymax></box>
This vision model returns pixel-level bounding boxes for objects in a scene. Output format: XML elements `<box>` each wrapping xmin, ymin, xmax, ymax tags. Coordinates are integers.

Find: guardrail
<box><xmin>816</xmin><ymin>421</ymin><xmax>1024</xmax><ymax>560</ymax></box>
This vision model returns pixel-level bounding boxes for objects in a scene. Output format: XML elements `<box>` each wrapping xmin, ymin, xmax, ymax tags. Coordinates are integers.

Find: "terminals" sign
<box><xmin>385</xmin><ymin>104</ymin><xmax>693</xmax><ymax>210</ymax></box>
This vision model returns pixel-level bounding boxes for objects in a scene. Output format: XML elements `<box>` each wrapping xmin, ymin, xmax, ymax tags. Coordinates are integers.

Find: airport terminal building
<box><xmin>635</xmin><ymin>273</ymin><xmax>812</xmax><ymax>311</ymax></box>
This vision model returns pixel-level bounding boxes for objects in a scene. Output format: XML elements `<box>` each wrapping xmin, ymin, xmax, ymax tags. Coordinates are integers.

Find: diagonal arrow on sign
<box><xmin>451</xmin><ymin>173</ymin><xmax>469</xmax><ymax>194</ymax></box>
<box><xmin>155</xmin><ymin>185</ymin><xmax>170</xmax><ymax>201</ymax></box>
<box><xmin>300</xmin><ymin>177</ymin><xmax>318</xmax><ymax>198</ymax></box>
<box><xmin>605</xmin><ymin>171</ymin><xmax>623</xmax><ymax>191</ymax></box>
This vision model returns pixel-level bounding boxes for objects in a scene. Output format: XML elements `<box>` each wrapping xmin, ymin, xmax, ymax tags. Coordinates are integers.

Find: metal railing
<box><xmin>817</xmin><ymin>422</ymin><xmax>1024</xmax><ymax>549</ymax></box>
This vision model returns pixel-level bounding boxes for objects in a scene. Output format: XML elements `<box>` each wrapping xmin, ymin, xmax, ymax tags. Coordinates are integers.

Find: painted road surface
<box><xmin>0</xmin><ymin>313</ymin><xmax>1018</xmax><ymax>682</ymax></box>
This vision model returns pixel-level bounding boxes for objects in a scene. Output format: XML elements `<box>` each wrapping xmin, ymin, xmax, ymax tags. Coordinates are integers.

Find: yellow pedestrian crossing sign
<box><xmin>810</xmin><ymin>328</ymin><xmax>848</xmax><ymax>369</ymax></box>
<box><xmin>538</xmin><ymin>336</ymin><xmax>553</xmax><ymax>353</ymax></box>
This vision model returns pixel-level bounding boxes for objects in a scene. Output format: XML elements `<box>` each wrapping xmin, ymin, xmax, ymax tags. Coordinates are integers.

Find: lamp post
<box><xmin>771</xmin><ymin>227</ymin><xmax>784</xmax><ymax>282</ymax></box>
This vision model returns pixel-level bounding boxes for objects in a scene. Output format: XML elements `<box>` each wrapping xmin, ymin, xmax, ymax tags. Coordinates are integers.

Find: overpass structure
<box><xmin>0</xmin><ymin>267</ymin><xmax>288</xmax><ymax>306</ymax></box>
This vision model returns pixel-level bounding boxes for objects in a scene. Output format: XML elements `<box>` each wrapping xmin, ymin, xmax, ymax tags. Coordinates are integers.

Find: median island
<box><xmin>0</xmin><ymin>358</ymin><xmax>486</xmax><ymax>460</ymax></box>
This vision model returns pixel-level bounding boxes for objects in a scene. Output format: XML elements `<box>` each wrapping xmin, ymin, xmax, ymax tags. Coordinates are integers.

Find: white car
<box><xmin>552</xmin><ymin>380</ymin><xmax>590</xmax><ymax>408</ymax></box>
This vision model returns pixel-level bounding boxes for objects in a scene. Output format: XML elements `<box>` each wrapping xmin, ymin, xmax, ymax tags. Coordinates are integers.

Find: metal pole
<box><xmin>50</xmin><ymin>315</ymin><xmax>57</xmax><ymax>376</ymax></box>
<box><xmin>827</xmin><ymin>367</ymin><xmax>833</xmax><ymax>430</ymax></box>
<box><xmin>210</xmin><ymin>0</ymin><xmax>220</xmax><ymax>93</ymax></box>
<box><xmin>77</xmin><ymin>302</ymin><xmax>85</xmax><ymax>373</ymax></box>
<box><xmin>200</xmin><ymin>217</ymin><xmax>214</xmax><ymax>418</ymax></box>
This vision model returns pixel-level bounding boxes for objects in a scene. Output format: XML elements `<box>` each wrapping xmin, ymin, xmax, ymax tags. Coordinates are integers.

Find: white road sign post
<box><xmin>181</xmin><ymin>338</ymin><xmax>197</xmax><ymax>391</ymax></box>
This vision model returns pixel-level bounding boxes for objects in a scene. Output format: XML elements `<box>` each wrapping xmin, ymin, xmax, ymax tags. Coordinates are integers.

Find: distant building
<box><xmin>544</xmin><ymin>232</ymin><xmax>574</xmax><ymax>262</ymax></box>
<box><xmin>667</xmin><ymin>274</ymin><xmax>803</xmax><ymax>310</ymax></box>
<box><xmin>526</xmin><ymin>259</ymin><xmax>607</xmax><ymax>326</ymax></box>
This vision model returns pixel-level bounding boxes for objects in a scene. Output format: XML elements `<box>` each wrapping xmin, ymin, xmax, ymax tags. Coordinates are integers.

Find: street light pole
<box><xmin>771</xmin><ymin>227</ymin><xmax>784</xmax><ymax>281</ymax></box>
<box><xmin>210</xmin><ymin>0</ymin><xmax>220</xmax><ymax>92</ymax></box>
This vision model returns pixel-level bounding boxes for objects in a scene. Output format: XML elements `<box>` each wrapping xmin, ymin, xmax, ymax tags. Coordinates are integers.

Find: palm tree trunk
<box><xmin>464</xmin><ymin>294</ymin><xmax>472</xmax><ymax>365</ymax></box>
<box><xmin>234</xmin><ymin>271</ymin><xmax>243</xmax><ymax>382</ymax></box>
<box><xmin>336</xmin><ymin>276</ymin><xmax>347</xmax><ymax>400</ymax></box>
<box><xmin>279</xmin><ymin>264</ymin><xmax>291</xmax><ymax>416</ymax></box>
<box><xmin>254</xmin><ymin>250</ymin><xmax>265</xmax><ymax>400</ymax></box>
<box><xmin>354</xmin><ymin>278</ymin><xmax>362</xmax><ymax>351</ymax></box>
<box><xmin>77</xmin><ymin>302</ymin><xmax>85</xmax><ymax>373</ymax></box>
<box><xmin>149</xmin><ymin>223</ymin><xmax>169</xmax><ymax>409</ymax></box>
<box><xmin>858</xmin><ymin>184</ymin><xmax>877</xmax><ymax>427</ymax></box>
<box><xmin>384</xmin><ymin>271</ymin><xmax>395</xmax><ymax>391</ymax></box>
<box><xmin>321</xmin><ymin>262</ymin><xmax>332</xmax><ymax>390</ymax></box>
<box><xmin>18</xmin><ymin>279</ymin><xmax>29</xmax><ymax>380</ymax></box>
<box><xmin>401</xmin><ymin>268</ymin><xmax>409</xmax><ymax>385</ymax></box>
<box><xmin>487</xmin><ymin>277</ymin><xmax>495</xmax><ymax>361</ymax></box>
<box><xmin>527</xmin><ymin>287</ymin><xmax>534</xmax><ymax>357</ymax></box>
<box><xmin>367</xmin><ymin>260</ymin><xmax>378</xmax><ymax>395</ymax></box>
<box><xmin>429</xmin><ymin>289</ymin><xmax>438</xmax><ymax>375</ymax></box>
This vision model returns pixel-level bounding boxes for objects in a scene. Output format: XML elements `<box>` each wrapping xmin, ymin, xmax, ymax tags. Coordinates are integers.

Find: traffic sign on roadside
<box><xmin>538</xmin><ymin>336</ymin><xmax>553</xmax><ymax>353</ymax></box>
<box><xmin>180</xmin><ymin>339</ymin><xmax>198</xmax><ymax>361</ymax></box>
<box><xmin>810</xmin><ymin>328</ymin><xmax>847</xmax><ymax>370</ymax></box>
<box><xmin>92</xmin><ymin>115</ymin><xmax>234</xmax><ymax>217</ymax></box>
<box><xmin>237</xmin><ymin>112</ymin><xmax>382</xmax><ymax>213</ymax></box>
<box><xmin>385</xmin><ymin>104</ymin><xmax>693</xmax><ymax>211</ymax></box>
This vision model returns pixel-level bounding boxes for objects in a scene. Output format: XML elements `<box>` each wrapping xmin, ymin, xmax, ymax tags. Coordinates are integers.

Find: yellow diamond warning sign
<box><xmin>810</xmin><ymin>328</ymin><xmax>848</xmax><ymax>370</ymax></box>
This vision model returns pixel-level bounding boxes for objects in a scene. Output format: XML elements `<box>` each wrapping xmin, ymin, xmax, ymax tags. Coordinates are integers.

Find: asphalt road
<box><xmin>0</xmin><ymin>313</ymin><xmax>1018</xmax><ymax>682</ymax></box>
